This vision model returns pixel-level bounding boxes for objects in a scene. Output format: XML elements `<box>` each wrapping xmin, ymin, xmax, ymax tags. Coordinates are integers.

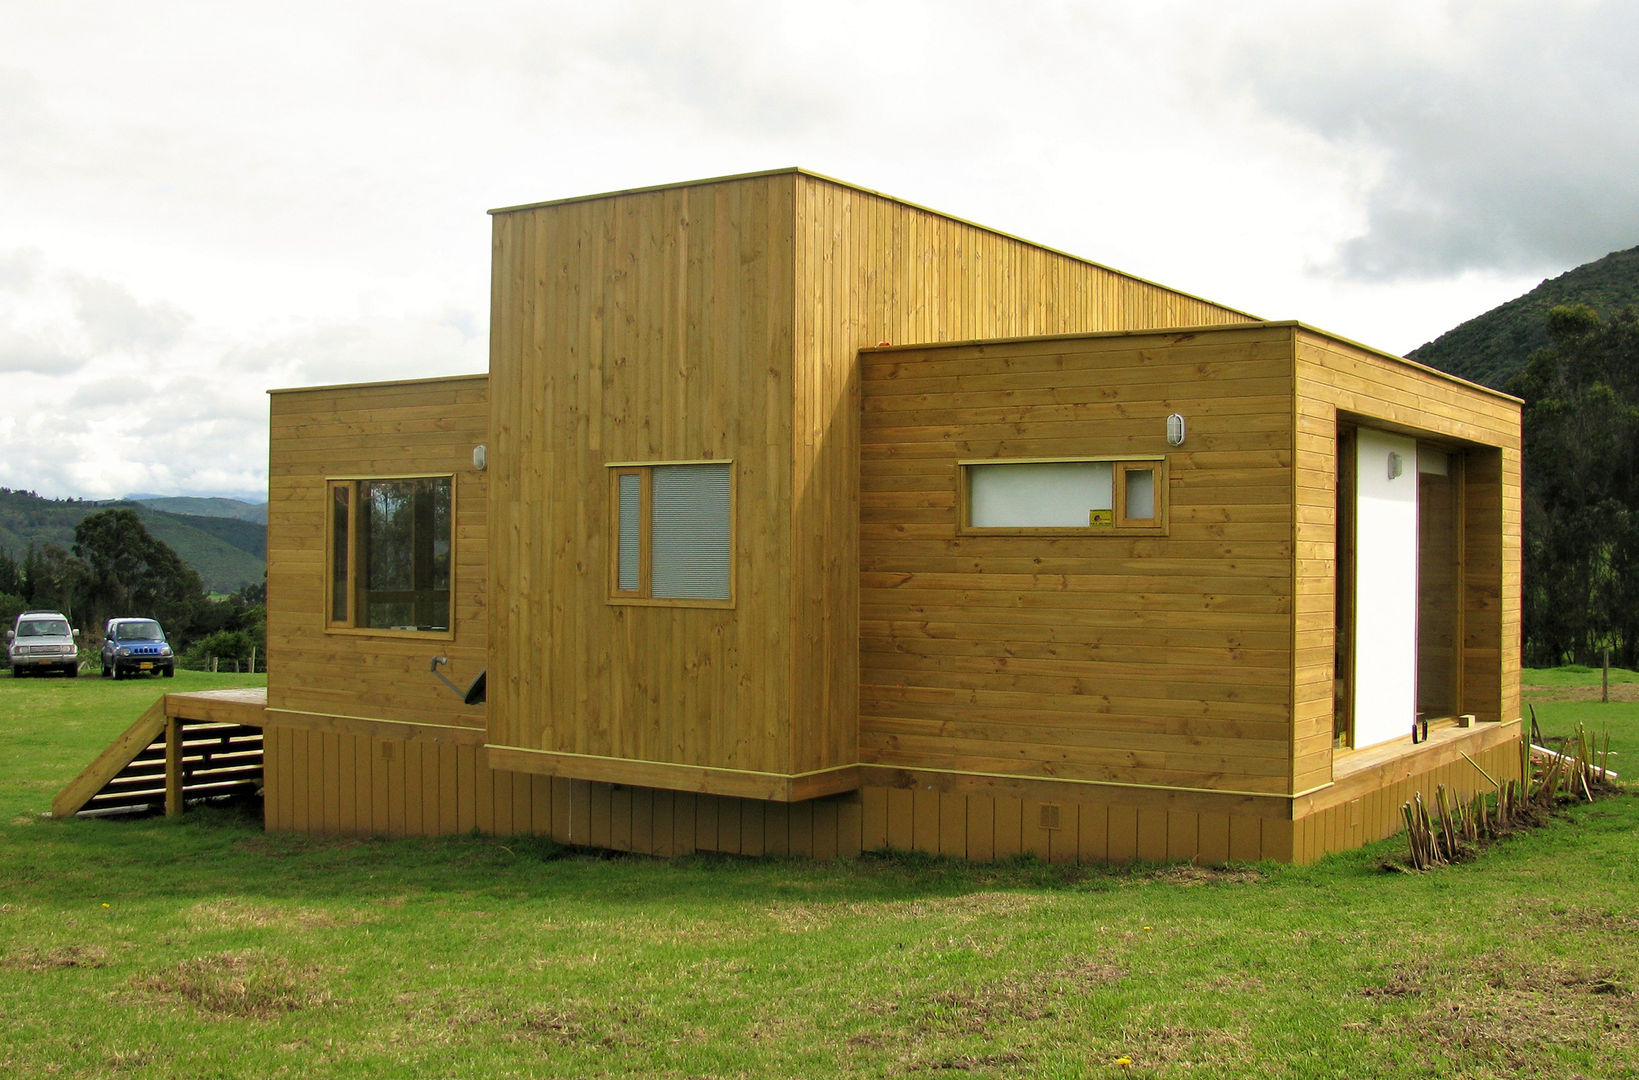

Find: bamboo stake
<box><xmin>1461</xmin><ymin>751</ymin><xmax>1498</xmax><ymax>788</ymax></box>
<box><xmin>1402</xmin><ymin>802</ymin><xmax>1424</xmax><ymax>870</ymax></box>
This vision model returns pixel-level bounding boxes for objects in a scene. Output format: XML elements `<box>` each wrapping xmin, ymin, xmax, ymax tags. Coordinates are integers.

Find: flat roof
<box><xmin>268</xmin><ymin>372</ymin><xmax>487</xmax><ymax>397</ymax></box>
<box><xmin>862</xmin><ymin>320</ymin><xmax>1522</xmax><ymax>405</ymax></box>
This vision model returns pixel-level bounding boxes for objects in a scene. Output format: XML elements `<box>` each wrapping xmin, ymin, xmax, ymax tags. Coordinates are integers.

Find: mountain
<box><xmin>127</xmin><ymin>495</ymin><xmax>268</xmax><ymax>525</ymax></box>
<box><xmin>0</xmin><ymin>489</ymin><xmax>265</xmax><ymax>594</ymax></box>
<box><xmin>1408</xmin><ymin>245</ymin><xmax>1639</xmax><ymax>390</ymax></box>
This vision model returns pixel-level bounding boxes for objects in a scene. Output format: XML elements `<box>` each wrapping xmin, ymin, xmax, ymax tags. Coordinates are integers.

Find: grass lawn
<box><xmin>1</xmin><ymin>669</ymin><xmax>1635</xmax><ymax>1079</ymax></box>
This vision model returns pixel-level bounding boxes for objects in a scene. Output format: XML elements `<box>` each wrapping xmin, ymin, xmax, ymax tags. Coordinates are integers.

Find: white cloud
<box><xmin>1219</xmin><ymin>0</ymin><xmax>1639</xmax><ymax>278</ymax></box>
<box><xmin>0</xmin><ymin>0</ymin><xmax>1628</xmax><ymax>497</ymax></box>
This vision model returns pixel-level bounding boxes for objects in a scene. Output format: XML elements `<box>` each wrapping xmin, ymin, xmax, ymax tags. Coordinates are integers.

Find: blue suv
<box><xmin>101</xmin><ymin>618</ymin><xmax>176</xmax><ymax>679</ymax></box>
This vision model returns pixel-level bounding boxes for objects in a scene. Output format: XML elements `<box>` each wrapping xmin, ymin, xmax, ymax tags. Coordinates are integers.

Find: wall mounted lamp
<box><xmin>1166</xmin><ymin>413</ymin><xmax>1186</xmax><ymax>447</ymax></box>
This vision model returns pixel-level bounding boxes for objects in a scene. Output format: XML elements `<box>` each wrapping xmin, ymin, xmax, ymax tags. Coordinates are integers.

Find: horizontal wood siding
<box><xmin>789</xmin><ymin>175</ymin><xmax>1256</xmax><ymax>779</ymax></box>
<box><xmin>1291</xmin><ymin>333</ymin><xmax>1521</xmax><ymax>794</ymax></box>
<box><xmin>859</xmin><ymin>325</ymin><xmax>1299</xmax><ymax>796</ymax></box>
<box><xmin>489</xmin><ymin>169</ymin><xmax>1257</xmax><ymax>791</ymax></box>
<box><xmin>265</xmin><ymin>377</ymin><xmax>489</xmax><ymax>729</ymax></box>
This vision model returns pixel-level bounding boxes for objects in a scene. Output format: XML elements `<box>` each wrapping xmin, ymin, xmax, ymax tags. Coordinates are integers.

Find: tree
<box><xmin>0</xmin><ymin>548</ymin><xmax>24</xmax><ymax>626</ymax></box>
<box><xmin>71</xmin><ymin>509</ymin><xmax>206</xmax><ymax>639</ymax></box>
<box><xmin>1508</xmin><ymin>305</ymin><xmax>1639</xmax><ymax>666</ymax></box>
<box><xmin>22</xmin><ymin>543</ymin><xmax>81</xmax><ymax>619</ymax></box>
<box><xmin>0</xmin><ymin>547</ymin><xmax>22</xmax><ymax>597</ymax></box>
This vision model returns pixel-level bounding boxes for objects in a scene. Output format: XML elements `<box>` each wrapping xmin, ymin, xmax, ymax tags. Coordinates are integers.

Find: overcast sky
<box><xmin>4</xmin><ymin>0</ymin><xmax>1636</xmax><ymax>502</ymax></box>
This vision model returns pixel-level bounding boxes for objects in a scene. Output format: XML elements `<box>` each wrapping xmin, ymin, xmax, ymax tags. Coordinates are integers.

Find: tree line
<box><xmin>0</xmin><ymin>508</ymin><xmax>264</xmax><ymax>662</ymax></box>
<box><xmin>1508</xmin><ymin>304</ymin><xmax>1639</xmax><ymax>667</ymax></box>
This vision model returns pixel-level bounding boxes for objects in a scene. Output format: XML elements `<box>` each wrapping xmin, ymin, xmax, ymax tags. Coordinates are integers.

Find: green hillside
<box><xmin>1408</xmin><ymin>245</ymin><xmax>1639</xmax><ymax>389</ymax></box>
<box><xmin>0</xmin><ymin>489</ymin><xmax>265</xmax><ymax>594</ymax></box>
<box><xmin>127</xmin><ymin>494</ymin><xmax>268</xmax><ymax>525</ymax></box>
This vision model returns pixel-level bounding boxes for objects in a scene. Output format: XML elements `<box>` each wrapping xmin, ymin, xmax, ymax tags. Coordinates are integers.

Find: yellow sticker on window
<box><xmin>1089</xmin><ymin>509</ymin><xmax>1113</xmax><ymax>526</ymax></box>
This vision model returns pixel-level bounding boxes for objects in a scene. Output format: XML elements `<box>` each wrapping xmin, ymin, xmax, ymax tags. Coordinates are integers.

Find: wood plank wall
<box><xmin>858</xmin><ymin>325</ymin><xmax>1301</xmax><ymax>796</ymax></box>
<box><xmin>265</xmin><ymin>376</ymin><xmax>489</xmax><ymax>728</ymax></box>
<box><xmin>788</xmin><ymin>174</ymin><xmax>1257</xmax><ymax>778</ymax></box>
<box><xmin>487</xmin><ymin>177</ymin><xmax>801</xmax><ymax>778</ymax></box>
<box><xmin>265</xmin><ymin>722</ymin><xmax>1520</xmax><ymax>867</ymax></box>
<box><xmin>1291</xmin><ymin>332</ymin><xmax>1522</xmax><ymax>793</ymax></box>
<box><xmin>487</xmin><ymin>169</ymin><xmax>1257</xmax><ymax>789</ymax></box>
<box><xmin>1290</xmin><ymin>729</ymin><xmax>1521</xmax><ymax>863</ymax></box>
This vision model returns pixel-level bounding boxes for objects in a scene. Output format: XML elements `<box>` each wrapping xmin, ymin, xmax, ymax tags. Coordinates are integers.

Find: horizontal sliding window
<box><xmin>327</xmin><ymin>476</ymin><xmax>453</xmax><ymax>632</ymax></box>
<box><xmin>610</xmin><ymin>461</ymin><xmax>733</xmax><ymax>604</ymax></box>
<box><xmin>962</xmin><ymin>457</ymin><xmax>1166</xmax><ymax>534</ymax></box>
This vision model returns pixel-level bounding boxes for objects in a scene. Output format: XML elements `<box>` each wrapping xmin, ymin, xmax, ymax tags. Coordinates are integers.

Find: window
<box><xmin>961</xmin><ymin>457</ymin><xmax>1166</xmax><ymax>534</ymax></box>
<box><xmin>609</xmin><ymin>461</ymin><xmax>733</xmax><ymax>604</ymax></box>
<box><xmin>327</xmin><ymin>476</ymin><xmax>453</xmax><ymax>632</ymax></box>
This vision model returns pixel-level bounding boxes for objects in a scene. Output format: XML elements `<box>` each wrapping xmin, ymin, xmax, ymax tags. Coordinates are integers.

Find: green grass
<box><xmin>1</xmin><ymin>670</ymin><xmax>1636</xmax><ymax>1078</ymax></box>
<box><xmin>1523</xmin><ymin>663</ymin><xmax>1639</xmax><ymax>691</ymax></box>
<box><xmin>1523</xmin><ymin>666</ymin><xmax>1639</xmax><ymax>772</ymax></box>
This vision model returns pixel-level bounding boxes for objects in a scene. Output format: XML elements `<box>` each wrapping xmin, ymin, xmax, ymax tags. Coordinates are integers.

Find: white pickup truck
<box><xmin>8</xmin><ymin>610</ymin><xmax>81</xmax><ymax>678</ymax></box>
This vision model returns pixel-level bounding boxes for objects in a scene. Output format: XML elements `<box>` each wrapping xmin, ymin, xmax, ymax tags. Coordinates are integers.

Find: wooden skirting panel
<box><xmin>265</xmin><ymin>719</ymin><xmax>1355</xmax><ymax>863</ymax></box>
<box><xmin>1288</xmin><ymin>728</ymin><xmax>1523</xmax><ymax>865</ymax></box>
<box><xmin>484</xmin><ymin>744</ymin><xmax>862</xmax><ymax>803</ymax></box>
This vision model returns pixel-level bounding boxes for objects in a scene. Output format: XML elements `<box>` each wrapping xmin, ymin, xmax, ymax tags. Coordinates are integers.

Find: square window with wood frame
<box><xmin>961</xmin><ymin>458</ymin><xmax>1166</xmax><ymax>534</ymax></box>
<box><xmin>327</xmin><ymin>476</ymin><xmax>453</xmax><ymax>632</ymax></box>
<box><xmin>609</xmin><ymin>462</ymin><xmax>734</xmax><ymax>605</ymax></box>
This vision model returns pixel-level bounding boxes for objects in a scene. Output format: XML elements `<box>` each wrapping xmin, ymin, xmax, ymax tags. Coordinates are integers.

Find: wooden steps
<box><xmin>53</xmin><ymin>690</ymin><xmax>268</xmax><ymax>819</ymax></box>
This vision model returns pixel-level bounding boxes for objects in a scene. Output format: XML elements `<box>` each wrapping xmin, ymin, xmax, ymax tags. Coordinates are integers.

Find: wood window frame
<box><xmin>606</xmin><ymin>460</ymin><xmax>736</xmax><ymax>608</ymax></box>
<box><xmin>325</xmin><ymin>474</ymin><xmax>456</xmax><ymax>639</ymax></box>
<box><xmin>958</xmin><ymin>456</ymin><xmax>1169</xmax><ymax>536</ymax></box>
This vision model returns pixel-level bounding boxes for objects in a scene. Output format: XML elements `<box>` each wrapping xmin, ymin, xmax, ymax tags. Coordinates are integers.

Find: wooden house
<box><xmin>262</xmin><ymin>169</ymin><xmax>1522</xmax><ymax>863</ymax></box>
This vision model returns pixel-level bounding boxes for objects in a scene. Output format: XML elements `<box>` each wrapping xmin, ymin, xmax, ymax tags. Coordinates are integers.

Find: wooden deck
<box><xmin>1331</xmin><ymin>716</ymin><xmax>1518</xmax><ymax>789</ymax></box>
<box><xmin>164</xmin><ymin>687</ymin><xmax>268</xmax><ymax>727</ymax></box>
<box><xmin>52</xmin><ymin>689</ymin><xmax>268</xmax><ymax>818</ymax></box>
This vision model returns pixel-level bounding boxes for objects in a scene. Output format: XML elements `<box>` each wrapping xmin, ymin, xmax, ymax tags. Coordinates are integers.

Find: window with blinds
<box><xmin>610</xmin><ymin>461</ymin><xmax>733</xmax><ymax>603</ymax></box>
<box><xmin>961</xmin><ymin>457</ymin><xmax>1166</xmax><ymax>534</ymax></box>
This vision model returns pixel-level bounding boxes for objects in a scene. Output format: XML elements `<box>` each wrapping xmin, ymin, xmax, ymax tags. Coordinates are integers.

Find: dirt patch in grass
<box><xmin>186</xmin><ymin>897</ymin><xmax>370</xmax><ymax>933</ymax></box>
<box><xmin>871</xmin><ymin>957</ymin><xmax>1128</xmax><ymax>1037</ymax></box>
<box><xmin>131</xmin><ymin>950</ymin><xmax>332</xmax><ymax>1018</ymax></box>
<box><xmin>1109</xmin><ymin>1024</ymin><xmax>1249</xmax><ymax>1072</ymax></box>
<box><xmin>512</xmin><ymin>1002</ymin><xmax>649</xmax><ymax>1048</ymax></box>
<box><xmin>1143</xmin><ymin>865</ymin><xmax>1266</xmax><ymax>887</ymax></box>
<box><xmin>905</xmin><ymin>1050</ymin><xmax>1029</xmax><ymax>1072</ymax></box>
<box><xmin>1</xmin><ymin>943</ymin><xmax>111</xmax><ymax>972</ymax></box>
<box><xmin>397</xmin><ymin>991</ymin><xmax>651</xmax><ymax>1050</ymax></box>
<box><xmin>1358</xmin><ymin>960</ymin><xmax>1429</xmax><ymax>999</ymax></box>
<box><xmin>768</xmin><ymin>890</ymin><xmax>1039</xmax><ymax>934</ymax></box>
<box><xmin>103</xmin><ymin>1047</ymin><xmax>157</xmax><ymax>1074</ymax></box>
<box><xmin>1357</xmin><ymin>954</ymin><xmax>1637</xmax><ymax>1076</ymax></box>
<box><xmin>1515</xmin><ymin>899</ymin><xmax>1639</xmax><ymax>935</ymax></box>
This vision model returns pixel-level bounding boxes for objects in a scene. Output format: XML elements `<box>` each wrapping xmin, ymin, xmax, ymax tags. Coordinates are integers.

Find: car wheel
<box><xmin>101</xmin><ymin>662</ymin><xmax>111</xmax><ymax>678</ymax></box>
<box><xmin>161</xmin><ymin>665</ymin><xmax>174</xmax><ymax>678</ymax></box>
<box><xmin>113</xmin><ymin>667</ymin><xmax>125</xmax><ymax>681</ymax></box>
<box><xmin>10</xmin><ymin>666</ymin><xmax>22</xmax><ymax>679</ymax></box>
<box><xmin>65</xmin><ymin>665</ymin><xmax>78</xmax><ymax>678</ymax></box>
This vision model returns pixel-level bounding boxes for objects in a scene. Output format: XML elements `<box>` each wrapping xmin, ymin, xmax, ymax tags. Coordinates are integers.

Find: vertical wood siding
<box><xmin>487</xmin><ymin>169</ymin><xmax>1257</xmax><ymax>791</ymax></box>
<box><xmin>787</xmin><ymin>176</ymin><xmax>1257</xmax><ymax>778</ymax></box>
<box><xmin>264</xmin><ymin>722</ymin><xmax>1521</xmax><ymax>866</ymax></box>
<box><xmin>487</xmin><ymin>177</ymin><xmax>800</xmax><ymax>778</ymax></box>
